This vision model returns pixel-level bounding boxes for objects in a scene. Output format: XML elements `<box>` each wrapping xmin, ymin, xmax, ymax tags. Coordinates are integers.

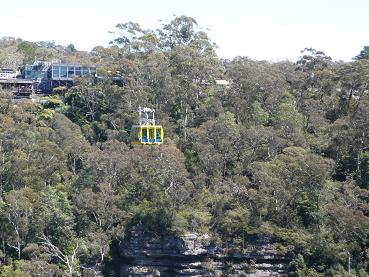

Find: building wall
<box><xmin>51</xmin><ymin>64</ymin><xmax>96</xmax><ymax>80</ymax></box>
<box><xmin>22</xmin><ymin>61</ymin><xmax>96</xmax><ymax>93</ymax></box>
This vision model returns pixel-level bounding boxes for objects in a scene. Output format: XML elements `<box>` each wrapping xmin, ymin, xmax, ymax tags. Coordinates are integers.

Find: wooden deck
<box><xmin>0</xmin><ymin>79</ymin><xmax>35</xmax><ymax>98</ymax></box>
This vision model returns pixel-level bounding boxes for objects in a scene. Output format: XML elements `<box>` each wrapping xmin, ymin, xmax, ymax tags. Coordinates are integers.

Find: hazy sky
<box><xmin>1</xmin><ymin>0</ymin><xmax>368</xmax><ymax>61</ymax></box>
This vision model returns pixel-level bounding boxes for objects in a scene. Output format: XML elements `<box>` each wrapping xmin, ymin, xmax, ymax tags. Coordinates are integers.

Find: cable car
<box><xmin>130</xmin><ymin>107</ymin><xmax>164</xmax><ymax>145</ymax></box>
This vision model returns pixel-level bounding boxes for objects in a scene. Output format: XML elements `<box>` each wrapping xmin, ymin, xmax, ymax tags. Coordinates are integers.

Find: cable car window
<box><xmin>149</xmin><ymin>128</ymin><xmax>155</xmax><ymax>143</ymax></box>
<box><xmin>156</xmin><ymin>129</ymin><xmax>161</xmax><ymax>142</ymax></box>
<box><xmin>142</xmin><ymin>128</ymin><xmax>147</xmax><ymax>142</ymax></box>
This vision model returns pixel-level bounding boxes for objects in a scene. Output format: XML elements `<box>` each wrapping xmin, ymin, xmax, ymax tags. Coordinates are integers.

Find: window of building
<box><xmin>75</xmin><ymin>66</ymin><xmax>82</xmax><ymax>76</ymax></box>
<box><xmin>67</xmin><ymin>67</ymin><xmax>75</xmax><ymax>78</ymax></box>
<box><xmin>60</xmin><ymin>66</ymin><xmax>67</xmax><ymax>78</ymax></box>
<box><xmin>52</xmin><ymin>66</ymin><xmax>60</xmax><ymax>78</ymax></box>
<box><xmin>81</xmin><ymin>68</ymin><xmax>89</xmax><ymax>75</ymax></box>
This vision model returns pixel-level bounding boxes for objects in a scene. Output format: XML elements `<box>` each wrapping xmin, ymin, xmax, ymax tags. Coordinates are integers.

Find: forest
<box><xmin>0</xmin><ymin>16</ymin><xmax>368</xmax><ymax>276</ymax></box>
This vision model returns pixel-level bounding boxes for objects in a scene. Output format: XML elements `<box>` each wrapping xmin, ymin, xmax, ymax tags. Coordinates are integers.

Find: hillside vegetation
<box><xmin>0</xmin><ymin>16</ymin><xmax>368</xmax><ymax>276</ymax></box>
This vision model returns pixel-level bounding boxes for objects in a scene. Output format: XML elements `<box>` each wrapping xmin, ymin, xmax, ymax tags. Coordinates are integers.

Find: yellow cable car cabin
<box><xmin>131</xmin><ymin>125</ymin><xmax>164</xmax><ymax>145</ymax></box>
<box><xmin>130</xmin><ymin>107</ymin><xmax>164</xmax><ymax>145</ymax></box>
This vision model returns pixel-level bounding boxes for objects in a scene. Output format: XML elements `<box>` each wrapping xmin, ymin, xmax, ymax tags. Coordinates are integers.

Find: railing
<box><xmin>137</xmin><ymin>106</ymin><xmax>156</xmax><ymax>125</ymax></box>
<box><xmin>0</xmin><ymin>72</ymin><xmax>17</xmax><ymax>79</ymax></box>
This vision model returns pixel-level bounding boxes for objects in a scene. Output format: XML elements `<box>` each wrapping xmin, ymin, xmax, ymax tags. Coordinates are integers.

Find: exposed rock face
<box><xmin>119</xmin><ymin>226</ymin><xmax>289</xmax><ymax>276</ymax></box>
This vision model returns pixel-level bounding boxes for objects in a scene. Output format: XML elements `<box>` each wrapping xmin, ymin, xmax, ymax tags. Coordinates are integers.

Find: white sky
<box><xmin>1</xmin><ymin>0</ymin><xmax>368</xmax><ymax>61</ymax></box>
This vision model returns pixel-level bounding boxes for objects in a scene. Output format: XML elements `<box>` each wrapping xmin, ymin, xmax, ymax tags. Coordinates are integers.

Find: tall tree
<box><xmin>355</xmin><ymin>46</ymin><xmax>369</xmax><ymax>60</ymax></box>
<box><xmin>1</xmin><ymin>188</ymin><xmax>37</xmax><ymax>258</ymax></box>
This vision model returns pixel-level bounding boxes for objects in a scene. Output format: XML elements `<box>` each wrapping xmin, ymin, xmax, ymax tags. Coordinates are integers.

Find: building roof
<box><xmin>51</xmin><ymin>63</ymin><xmax>96</xmax><ymax>68</ymax></box>
<box><xmin>0</xmin><ymin>79</ymin><xmax>34</xmax><ymax>84</ymax></box>
<box><xmin>215</xmin><ymin>79</ymin><xmax>230</xmax><ymax>86</ymax></box>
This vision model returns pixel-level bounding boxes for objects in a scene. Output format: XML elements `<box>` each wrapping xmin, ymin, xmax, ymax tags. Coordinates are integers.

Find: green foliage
<box><xmin>36</xmin><ymin>106</ymin><xmax>55</xmax><ymax>120</ymax></box>
<box><xmin>355</xmin><ymin>46</ymin><xmax>369</xmax><ymax>60</ymax></box>
<box><xmin>67</xmin><ymin>44</ymin><xmax>76</xmax><ymax>52</ymax></box>
<box><xmin>272</xmin><ymin>91</ymin><xmax>303</xmax><ymax>130</ymax></box>
<box><xmin>128</xmin><ymin>200</ymin><xmax>174</xmax><ymax>235</ymax></box>
<box><xmin>358</xmin><ymin>151</ymin><xmax>369</xmax><ymax>188</ymax></box>
<box><xmin>17</xmin><ymin>41</ymin><xmax>37</xmax><ymax>64</ymax></box>
<box><xmin>288</xmin><ymin>254</ymin><xmax>321</xmax><ymax>277</ymax></box>
<box><xmin>216</xmin><ymin>206</ymin><xmax>250</xmax><ymax>239</ymax></box>
<box><xmin>172</xmin><ymin>205</ymin><xmax>212</xmax><ymax>234</ymax></box>
<box><xmin>250</xmin><ymin>146</ymin><xmax>335</xmax><ymax>227</ymax></box>
<box><xmin>33</xmin><ymin>186</ymin><xmax>76</xmax><ymax>249</ymax></box>
<box><xmin>249</xmin><ymin>101</ymin><xmax>269</xmax><ymax>126</ymax></box>
<box><xmin>288</xmin><ymin>254</ymin><xmax>307</xmax><ymax>276</ymax></box>
<box><xmin>42</xmin><ymin>95</ymin><xmax>64</xmax><ymax>109</ymax></box>
<box><xmin>0</xmin><ymin>17</ymin><xmax>369</xmax><ymax>277</ymax></box>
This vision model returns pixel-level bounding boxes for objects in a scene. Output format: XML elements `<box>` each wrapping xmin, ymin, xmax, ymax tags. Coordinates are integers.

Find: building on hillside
<box><xmin>0</xmin><ymin>78</ymin><xmax>34</xmax><ymax>98</ymax></box>
<box><xmin>23</xmin><ymin>61</ymin><xmax>50</xmax><ymax>92</ymax></box>
<box><xmin>215</xmin><ymin>79</ymin><xmax>231</xmax><ymax>87</ymax></box>
<box><xmin>23</xmin><ymin>61</ymin><xmax>96</xmax><ymax>93</ymax></box>
<box><xmin>0</xmin><ymin>68</ymin><xmax>34</xmax><ymax>98</ymax></box>
<box><xmin>0</xmin><ymin>68</ymin><xmax>20</xmax><ymax>79</ymax></box>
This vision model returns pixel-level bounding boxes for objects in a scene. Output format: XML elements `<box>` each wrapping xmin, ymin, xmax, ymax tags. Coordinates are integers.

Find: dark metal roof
<box><xmin>0</xmin><ymin>79</ymin><xmax>34</xmax><ymax>84</ymax></box>
<box><xmin>51</xmin><ymin>63</ymin><xmax>96</xmax><ymax>68</ymax></box>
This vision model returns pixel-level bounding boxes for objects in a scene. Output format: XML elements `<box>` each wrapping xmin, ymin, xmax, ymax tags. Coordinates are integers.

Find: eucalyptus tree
<box><xmin>250</xmin><ymin>147</ymin><xmax>334</xmax><ymax>228</ymax></box>
<box><xmin>355</xmin><ymin>46</ymin><xmax>369</xmax><ymax>60</ymax></box>
<box><xmin>225</xmin><ymin>57</ymin><xmax>287</xmax><ymax>124</ymax></box>
<box><xmin>110</xmin><ymin>16</ymin><xmax>223</xmax><ymax>140</ymax></box>
<box><xmin>0</xmin><ymin>187</ymin><xmax>38</xmax><ymax>258</ymax></box>
<box><xmin>336</xmin><ymin>59</ymin><xmax>369</xmax><ymax>116</ymax></box>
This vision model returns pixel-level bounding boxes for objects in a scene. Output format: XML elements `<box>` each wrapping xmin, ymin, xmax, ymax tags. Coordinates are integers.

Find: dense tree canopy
<box><xmin>0</xmin><ymin>16</ymin><xmax>368</xmax><ymax>276</ymax></box>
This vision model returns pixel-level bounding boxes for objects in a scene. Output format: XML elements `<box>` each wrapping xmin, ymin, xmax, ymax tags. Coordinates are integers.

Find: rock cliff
<box><xmin>118</xmin><ymin>226</ymin><xmax>290</xmax><ymax>276</ymax></box>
